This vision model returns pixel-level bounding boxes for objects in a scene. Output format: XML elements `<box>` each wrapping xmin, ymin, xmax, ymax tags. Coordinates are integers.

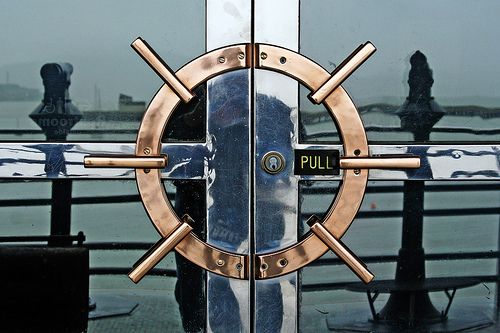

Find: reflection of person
<box><xmin>205</xmin><ymin>72</ymin><xmax>250</xmax><ymax>252</ymax></box>
<box><xmin>254</xmin><ymin>93</ymin><xmax>298</xmax><ymax>333</ymax></box>
<box><xmin>207</xmin><ymin>73</ymin><xmax>291</xmax><ymax>332</ymax></box>
<box><xmin>30</xmin><ymin>144</ymin><xmax>71</xmax><ymax>177</ymax></box>
<box><xmin>172</xmin><ymin>180</ymin><xmax>206</xmax><ymax>332</ymax></box>
<box><xmin>165</xmin><ymin>71</ymin><xmax>291</xmax><ymax>332</ymax></box>
<box><xmin>206</xmin><ymin>72</ymin><xmax>251</xmax><ymax>333</ymax></box>
<box><xmin>164</xmin><ymin>85</ymin><xmax>207</xmax><ymax>333</ymax></box>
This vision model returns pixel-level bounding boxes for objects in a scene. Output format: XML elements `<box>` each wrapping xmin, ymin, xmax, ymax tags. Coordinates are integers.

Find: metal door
<box><xmin>0</xmin><ymin>1</ymin><xmax>499</xmax><ymax>332</ymax></box>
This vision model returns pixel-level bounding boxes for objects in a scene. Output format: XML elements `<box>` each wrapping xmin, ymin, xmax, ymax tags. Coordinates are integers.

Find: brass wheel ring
<box><xmin>135</xmin><ymin>43</ymin><xmax>368</xmax><ymax>280</ymax></box>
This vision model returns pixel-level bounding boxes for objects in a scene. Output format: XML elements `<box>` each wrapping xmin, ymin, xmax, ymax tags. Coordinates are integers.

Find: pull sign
<box><xmin>294</xmin><ymin>150</ymin><xmax>340</xmax><ymax>176</ymax></box>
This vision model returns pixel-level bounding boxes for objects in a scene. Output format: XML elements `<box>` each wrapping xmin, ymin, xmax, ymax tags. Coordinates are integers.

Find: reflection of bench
<box><xmin>346</xmin><ymin>277</ymin><xmax>480</xmax><ymax>326</ymax></box>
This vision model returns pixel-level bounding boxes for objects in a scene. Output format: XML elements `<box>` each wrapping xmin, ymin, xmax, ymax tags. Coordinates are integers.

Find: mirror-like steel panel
<box><xmin>254</xmin><ymin>0</ymin><xmax>299</xmax><ymax>331</ymax></box>
<box><xmin>0</xmin><ymin>143</ymin><xmax>497</xmax><ymax>180</ymax></box>
<box><xmin>206</xmin><ymin>1</ymin><xmax>252</xmax><ymax>332</ymax></box>
<box><xmin>254</xmin><ymin>42</ymin><xmax>370</xmax><ymax>281</ymax></box>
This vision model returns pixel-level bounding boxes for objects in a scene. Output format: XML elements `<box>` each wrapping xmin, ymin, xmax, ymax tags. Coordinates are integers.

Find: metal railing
<box><xmin>306</xmin><ymin>126</ymin><xmax>500</xmax><ymax>140</ymax></box>
<box><xmin>0</xmin><ymin>125</ymin><xmax>498</xmax><ymax>138</ymax></box>
<box><xmin>0</xmin><ymin>181</ymin><xmax>497</xmax><ymax>292</ymax></box>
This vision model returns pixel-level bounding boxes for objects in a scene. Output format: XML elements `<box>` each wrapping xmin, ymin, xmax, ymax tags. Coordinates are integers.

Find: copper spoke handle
<box><xmin>84</xmin><ymin>155</ymin><xmax>167</xmax><ymax>169</ymax></box>
<box><xmin>306</xmin><ymin>154</ymin><xmax>419</xmax><ymax>283</ymax></box>
<box><xmin>307</xmin><ymin>216</ymin><xmax>374</xmax><ymax>284</ymax></box>
<box><xmin>310</xmin><ymin>42</ymin><xmax>376</xmax><ymax>104</ymax></box>
<box><xmin>131</xmin><ymin>37</ymin><xmax>194</xmax><ymax>103</ymax></box>
<box><xmin>129</xmin><ymin>215</ymin><xmax>194</xmax><ymax>283</ymax></box>
<box><xmin>339</xmin><ymin>156</ymin><xmax>420</xmax><ymax>169</ymax></box>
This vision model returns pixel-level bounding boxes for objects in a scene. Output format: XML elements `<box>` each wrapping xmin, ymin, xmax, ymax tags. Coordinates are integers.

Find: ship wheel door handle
<box><xmin>307</xmin><ymin>215</ymin><xmax>374</xmax><ymax>283</ymax></box>
<box><xmin>129</xmin><ymin>215</ymin><xmax>193</xmax><ymax>283</ymax></box>
<box><xmin>84</xmin><ymin>155</ymin><xmax>168</xmax><ymax>169</ymax></box>
<box><xmin>82</xmin><ymin>38</ymin><xmax>421</xmax><ymax>284</ymax></box>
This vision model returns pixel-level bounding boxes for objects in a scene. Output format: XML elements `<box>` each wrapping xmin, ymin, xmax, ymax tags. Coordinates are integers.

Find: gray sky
<box><xmin>0</xmin><ymin>0</ymin><xmax>205</xmax><ymax>109</ymax></box>
<box><xmin>1</xmin><ymin>0</ymin><xmax>500</xmax><ymax>108</ymax></box>
<box><xmin>302</xmin><ymin>0</ymin><xmax>500</xmax><ymax>106</ymax></box>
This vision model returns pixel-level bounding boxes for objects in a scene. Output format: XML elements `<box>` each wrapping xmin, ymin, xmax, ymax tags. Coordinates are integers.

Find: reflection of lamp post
<box><xmin>378</xmin><ymin>51</ymin><xmax>445</xmax><ymax>325</ymax></box>
<box><xmin>398</xmin><ymin>51</ymin><xmax>445</xmax><ymax>142</ymax></box>
<box><xmin>30</xmin><ymin>63</ymin><xmax>81</xmax><ymax>246</ymax></box>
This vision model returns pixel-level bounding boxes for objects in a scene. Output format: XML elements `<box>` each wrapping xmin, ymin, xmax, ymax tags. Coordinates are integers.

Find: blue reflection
<box><xmin>207</xmin><ymin>71</ymin><xmax>250</xmax><ymax>332</ymax></box>
<box><xmin>29</xmin><ymin>144</ymin><xmax>74</xmax><ymax>177</ymax></box>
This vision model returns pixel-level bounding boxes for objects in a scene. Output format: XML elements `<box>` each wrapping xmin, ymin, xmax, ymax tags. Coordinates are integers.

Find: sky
<box><xmin>1</xmin><ymin>0</ymin><xmax>500</xmax><ymax>109</ymax></box>
<box><xmin>0</xmin><ymin>0</ymin><xmax>205</xmax><ymax>109</ymax></box>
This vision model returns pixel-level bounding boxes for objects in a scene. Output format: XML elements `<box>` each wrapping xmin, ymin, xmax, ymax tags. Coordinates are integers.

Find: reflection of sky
<box><xmin>301</xmin><ymin>0</ymin><xmax>500</xmax><ymax>106</ymax></box>
<box><xmin>1</xmin><ymin>1</ymin><xmax>499</xmax><ymax>108</ymax></box>
<box><xmin>0</xmin><ymin>0</ymin><xmax>205</xmax><ymax>109</ymax></box>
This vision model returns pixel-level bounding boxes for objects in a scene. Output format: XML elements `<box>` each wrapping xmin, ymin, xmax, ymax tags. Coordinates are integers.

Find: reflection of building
<box><xmin>118</xmin><ymin>94</ymin><xmax>145</xmax><ymax>112</ymax></box>
<box><xmin>0</xmin><ymin>83</ymin><xmax>41</xmax><ymax>101</ymax></box>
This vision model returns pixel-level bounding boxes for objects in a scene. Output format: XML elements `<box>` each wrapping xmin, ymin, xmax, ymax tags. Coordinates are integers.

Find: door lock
<box><xmin>261</xmin><ymin>151</ymin><xmax>286</xmax><ymax>174</ymax></box>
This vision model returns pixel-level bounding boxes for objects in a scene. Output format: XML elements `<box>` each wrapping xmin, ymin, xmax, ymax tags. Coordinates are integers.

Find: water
<box><xmin>0</xmin><ymin>101</ymin><xmax>139</xmax><ymax>141</ymax></box>
<box><xmin>1</xmin><ymin>101</ymin><xmax>500</xmax><ymax>142</ymax></box>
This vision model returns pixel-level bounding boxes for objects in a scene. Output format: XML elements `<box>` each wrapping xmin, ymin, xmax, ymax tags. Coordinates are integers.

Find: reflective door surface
<box><xmin>0</xmin><ymin>1</ymin><xmax>499</xmax><ymax>333</ymax></box>
<box><xmin>298</xmin><ymin>1</ymin><xmax>500</xmax><ymax>332</ymax></box>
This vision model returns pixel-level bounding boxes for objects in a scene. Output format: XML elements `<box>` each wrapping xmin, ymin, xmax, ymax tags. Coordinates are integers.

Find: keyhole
<box><xmin>261</xmin><ymin>151</ymin><xmax>285</xmax><ymax>174</ymax></box>
<box><xmin>269</xmin><ymin>157</ymin><xmax>278</xmax><ymax>170</ymax></box>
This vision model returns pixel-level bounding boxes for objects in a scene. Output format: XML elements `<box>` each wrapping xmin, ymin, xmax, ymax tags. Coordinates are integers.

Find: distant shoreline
<box><xmin>0</xmin><ymin>83</ymin><xmax>41</xmax><ymax>102</ymax></box>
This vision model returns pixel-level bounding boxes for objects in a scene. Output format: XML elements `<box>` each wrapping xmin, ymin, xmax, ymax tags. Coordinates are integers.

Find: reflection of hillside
<box><xmin>301</xmin><ymin>103</ymin><xmax>499</xmax><ymax>124</ymax></box>
<box><xmin>81</xmin><ymin>111</ymin><xmax>143</xmax><ymax>122</ymax></box>
<box><xmin>0</xmin><ymin>83</ymin><xmax>41</xmax><ymax>101</ymax></box>
<box><xmin>81</xmin><ymin>94</ymin><xmax>145</xmax><ymax>122</ymax></box>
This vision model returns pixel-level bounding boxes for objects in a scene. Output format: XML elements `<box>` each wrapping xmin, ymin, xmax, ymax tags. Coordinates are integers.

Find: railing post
<box><xmin>49</xmin><ymin>179</ymin><xmax>73</xmax><ymax>246</ymax></box>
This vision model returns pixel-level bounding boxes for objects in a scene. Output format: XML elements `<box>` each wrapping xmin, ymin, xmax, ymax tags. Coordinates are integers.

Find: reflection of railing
<box><xmin>302</xmin><ymin>207</ymin><xmax>500</xmax><ymax>219</ymax></box>
<box><xmin>0</xmin><ymin>126</ymin><xmax>498</xmax><ymax>138</ymax></box>
<box><xmin>304</xmin><ymin>183</ymin><xmax>500</xmax><ymax>285</ymax></box>
<box><xmin>0</xmin><ymin>129</ymin><xmax>138</xmax><ymax>135</ymax></box>
<box><xmin>305</xmin><ymin>127</ymin><xmax>500</xmax><ymax>140</ymax></box>
<box><xmin>0</xmin><ymin>183</ymin><xmax>498</xmax><ymax>291</ymax></box>
<box><xmin>301</xmin><ymin>104</ymin><xmax>500</xmax><ymax>124</ymax></box>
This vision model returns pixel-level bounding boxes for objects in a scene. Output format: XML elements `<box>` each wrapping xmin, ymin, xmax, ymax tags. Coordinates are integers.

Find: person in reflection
<box><xmin>164</xmin><ymin>85</ymin><xmax>207</xmax><ymax>333</ymax></box>
<box><xmin>166</xmin><ymin>71</ymin><xmax>291</xmax><ymax>332</ymax></box>
<box><xmin>205</xmin><ymin>72</ymin><xmax>251</xmax><ymax>332</ymax></box>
